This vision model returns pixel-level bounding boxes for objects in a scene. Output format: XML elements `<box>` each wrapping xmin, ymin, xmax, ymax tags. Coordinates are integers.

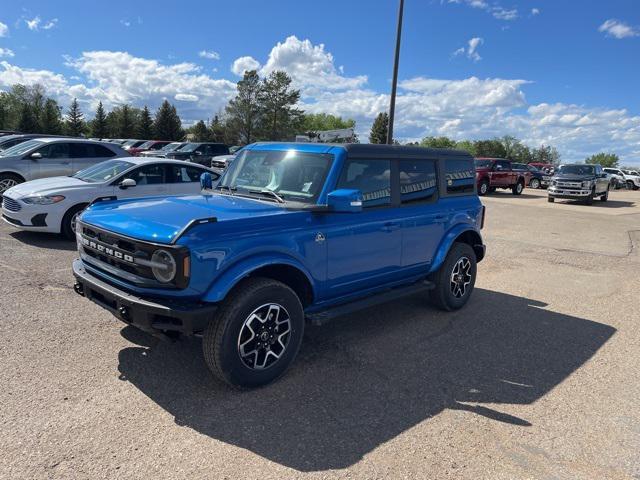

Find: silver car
<box><xmin>0</xmin><ymin>138</ymin><xmax>128</xmax><ymax>194</ymax></box>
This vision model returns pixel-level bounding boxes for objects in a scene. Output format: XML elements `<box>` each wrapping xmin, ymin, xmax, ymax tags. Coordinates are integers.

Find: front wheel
<box><xmin>600</xmin><ymin>187</ymin><xmax>609</xmax><ymax>202</ymax></box>
<box><xmin>478</xmin><ymin>180</ymin><xmax>489</xmax><ymax>196</ymax></box>
<box><xmin>430</xmin><ymin>243</ymin><xmax>477</xmax><ymax>311</ymax></box>
<box><xmin>512</xmin><ymin>181</ymin><xmax>524</xmax><ymax>195</ymax></box>
<box><xmin>529</xmin><ymin>178</ymin><xmax>540</xmax><ymax>189</ymax></box>
<box><xmin>0</xmin><ymin>173</ymin><xmax>23</xmax><ymax>195</ymax></box>
<box><xmin>548</xmin><ymin>196</ymin><xmax>555</xmax><ymax>203</ymax></box>
<box><xmin>61</xmin><ymin>204</ymin><xmax>88</xmax><ymax>240</ymax></box>
<box><xmin>202</xmin><ymin>277</ymin><xmax>304</xmax><ymax>388</ymax></box>
<box><xmin>585</xmin><ymin>187</ymin><xmax>595</xmax><ymax>205</ymax></box>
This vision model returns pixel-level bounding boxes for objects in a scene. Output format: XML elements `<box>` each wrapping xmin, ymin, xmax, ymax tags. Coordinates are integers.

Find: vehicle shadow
<box><xmin>116</xmin><ymin>288</ymin><xmax>615</xmax><ymax>472</ymax></box>
<box><xmin>556</xmin><ymin>199</ymin><xmax>635</xmax><ymax>209</ymax></box>
<box><xmin>9</xmin><ymin>230</ymin><xmax>75</xmax><ymax>251</ymax></box>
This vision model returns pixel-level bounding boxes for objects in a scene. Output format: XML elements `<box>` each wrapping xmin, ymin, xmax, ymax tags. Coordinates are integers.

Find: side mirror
<box><xmin>327</xmin><ymin>189</ymin><xmax>363</xmax><ymax>213</ymax></box>
<box><xmin>200</xmin><ymin>172</ymin><xmax>213</xmax><ymax>191</ymax></box>
<box><xmin>119</xmin><ymin>178</ymin><xmax>137</xmax><ymax>189</ymax></box>
<box><xmin>30</xmin><ymin>152</ymin><xmax>43</xmax><ymax>160</ymax></box>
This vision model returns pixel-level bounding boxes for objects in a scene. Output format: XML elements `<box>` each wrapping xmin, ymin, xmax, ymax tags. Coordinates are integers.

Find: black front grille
<box><xmin>2</xmin><ymin>196</ymin><xmax>21</xmax><ymax>212</ymax></box>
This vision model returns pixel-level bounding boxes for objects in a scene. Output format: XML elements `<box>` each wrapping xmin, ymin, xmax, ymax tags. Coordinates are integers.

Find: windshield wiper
<box><xmin>248</xmin><ymin>189</ymin><xmax>286</xmax><ymax>203</ymax></box>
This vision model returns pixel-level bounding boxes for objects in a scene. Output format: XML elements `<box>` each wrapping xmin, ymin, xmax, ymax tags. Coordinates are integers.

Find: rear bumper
<box><xmin>72</xmin><ymin>259</ymin><xmax>217</xmax><ymax>336</ymax></box>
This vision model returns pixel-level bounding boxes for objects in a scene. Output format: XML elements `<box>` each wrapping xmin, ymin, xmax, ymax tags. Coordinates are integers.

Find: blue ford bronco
<box><xmin>72</xmin><ymin>143</ymin><xmax>486</xmax><ymax>388</ymax></box>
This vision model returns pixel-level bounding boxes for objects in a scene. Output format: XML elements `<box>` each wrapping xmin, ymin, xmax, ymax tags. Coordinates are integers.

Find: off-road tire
<box><xmin>202</xmin><ymin>277</ymin><xmax>304</xmax><ymax>389</ymax></box>
<box><xmin>512</xmin><ymin>180</ymin><xmax>524</xmax><ymax>195</ymax></box>
<box><xmin>61</xmin><ymin>204</ymin><xmax>88</xmax><ymax>240</ymax></box>
<box><xmin>478</xmin><ymin>180</ymin><xmax>489</xmax><ymax>196</ymax></box>
<box><xmin>430</xmin><ymin>242</ymin><xmax>477</xmax><ymax>312</ymax></box>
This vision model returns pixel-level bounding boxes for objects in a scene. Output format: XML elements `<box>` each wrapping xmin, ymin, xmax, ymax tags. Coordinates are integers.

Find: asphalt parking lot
<box><xmin>1</xmin><ymin>188</ymin><xmax>639</xmax><ymax>479</ymax></box>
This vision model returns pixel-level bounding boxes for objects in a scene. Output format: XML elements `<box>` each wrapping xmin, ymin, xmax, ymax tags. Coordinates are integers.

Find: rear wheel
<box><xmin>478</xmin><ymin>180</ymin><xmax>489</xmax><ymax>196</ymax></box>
<box><xmin>529</xmin><ymin>178</ymin><xmax>540</xmax><ymax>189</ymax></box>
<box><xmin>0</xmin><ymin>173</ymin><xmax>23</xmax><ymax>195</ymax></box>
<box><xmin>202</xmin><ymin>277</ymin><xmax>304</xmax><ymax>388</ymax></box>
<box><xmin>430</xmin><ymin>243</ymin><xmax>477</xmax><ymax>311</ymax></box>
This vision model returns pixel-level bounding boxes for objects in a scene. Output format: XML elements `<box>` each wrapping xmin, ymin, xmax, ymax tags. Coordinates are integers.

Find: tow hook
<box><xmin>73</xmin><ymin>283</ymin><xmax>84</xmax><ymax>296</ymax></box>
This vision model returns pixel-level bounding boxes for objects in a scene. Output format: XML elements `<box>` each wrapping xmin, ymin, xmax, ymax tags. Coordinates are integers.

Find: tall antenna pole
<box><xmin>387</xmin><ymin>0</ymin><xmax>404</xmax><ymax>145</ymax></box>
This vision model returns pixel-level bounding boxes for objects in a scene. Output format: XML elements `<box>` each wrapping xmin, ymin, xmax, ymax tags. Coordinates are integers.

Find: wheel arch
<box><xmin>61</xmin><ymin>202</ymin><xmax>90</xmax><ymax>232</ymax></box>
<box><xmin>430</xmin><ymin>225</ymin><xmax>485</xmax><ymax>274</ymax></box>
<box><xmin>0</xmin><ymin>171</ymin><xmax>26</xmax><ymax>183</ymax></box>
<box><xmin>203</xmin><ymin>255</ymin><xmax>315</xmax><ymax>307</ymax></box>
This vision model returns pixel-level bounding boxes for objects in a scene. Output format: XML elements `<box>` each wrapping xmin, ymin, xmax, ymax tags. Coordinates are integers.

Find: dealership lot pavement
<box><xmin>1</xmin><ymin>188</ymin><xmax>639</xmax><ymax>479</ymax></box>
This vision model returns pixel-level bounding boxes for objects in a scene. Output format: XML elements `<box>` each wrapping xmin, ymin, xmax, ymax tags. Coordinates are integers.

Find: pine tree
<box><xmin>153</xmin><ymin>100</ymin><xmax>184</xmax><ymax>140</ymax></box>
<box><xmin>117</xmin><ymin>104</ymin><xmax>136</xmax><ymax>138</ymax></box>
<box><xmin>209</xmin><ymin>115</ymin><xmax>226</xmax><ymax>142</ymax></box>
<box><xmin>258</xmin><ymin>70</ymin><xmax>303</xmax><ymax>141</ymax></box>
<box><xmin>90</xmin><ymin>101</ymin><xmax>108</xmax><ymax>138</ymax></box>
<box><xmin>17</xmin><ymin>104</ymin><xmax>39</xmax><ymax>133</ymax></box>
<box><xmin>137</xmin><ymin>105</ymin><xmax>154</xmax><ymax>139</ymax></box>
<box><xmin>190</xmin><ymin>120</ymin><xmax>210</xmax><ymax>141</ymax></box>
<box><xmin>225</xmin><ymin>70</ymin><xmax>262</xmax><ymax>145</ymax></box>
<box><xmin>369</xmin><ymin>112</ymin><xmax>389</xmax><ymax>144</ymax></box>
<box><xmin>40</xmin><ymin>99</ymin><xmax>63</xmax><ymax>134</ymax></box>
<box><xmin>65</xmin><ymin>98</ymin><xmax>86</xmax><ymax>136</ymax></box>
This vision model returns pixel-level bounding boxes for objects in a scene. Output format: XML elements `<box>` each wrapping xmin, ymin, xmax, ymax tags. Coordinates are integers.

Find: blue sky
<box><xmin>1</xmin><ymin>0</ymin><xmax>639</xmax><ymax>164</ymax></box>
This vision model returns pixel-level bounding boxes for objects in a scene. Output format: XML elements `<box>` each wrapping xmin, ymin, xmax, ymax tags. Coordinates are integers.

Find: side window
<box><xmin>336</xmin><ymin>159</ymin><xmax>391</xmax><ymax>207</ymax></box>
<box><xmin>93</xmin><ymin>144</ymin><xmax>117</xmax><ymax>157</ymax></box>
<box><xmin>400</xmin><ymin>159</ymin><xmax>437</xmax><ymax>204</ymax></box>
<box><xmin>195</xmin><ymin>145</ymin><xmax>207</xmax><ymax>154</ymax></box>
<box><xmin>38</xmin><ymin>142</ymin><xmax>71</xmax><ymax>159</ymax></box>
<box><xmin>170</xmin><ymin>165</ymin><xmax>210</xmax><ymax>183</ymax></box>
<box><xmin>445</xmin><ymin>158</ymin><xmax>475</xmax><ymax>194</ymax></box>
<box><xmin>125</xmin><ymin>164</ymin><xmax>167</xmax><ymax>185</ymax></box>
<box><xmin>495</xmin><ymin>160</ymin><xmax>510</xmax><ymax>170</ymax></box>
<box><xmin>71</xmin><ymin>143</ymin><xmax>91</xmax><ymax>158</ymax></box>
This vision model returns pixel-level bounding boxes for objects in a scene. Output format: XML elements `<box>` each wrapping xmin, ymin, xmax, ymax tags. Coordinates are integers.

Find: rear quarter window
<box><xmin>445</xmin><ymin>158</ymin><xmax>475</xmax><ymax>194</ymax></box>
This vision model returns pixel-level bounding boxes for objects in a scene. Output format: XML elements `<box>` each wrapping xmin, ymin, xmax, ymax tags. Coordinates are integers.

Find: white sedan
<box><xmin>2</xmin><ymin>157</ymin><xmax>219</xmax><ymax>239</ymax></box>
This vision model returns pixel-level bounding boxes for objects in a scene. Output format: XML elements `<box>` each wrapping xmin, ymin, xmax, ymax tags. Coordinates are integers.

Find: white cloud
<box><xmin>26</xmin><ymin>16</ymin><xmax>40</xmax><ymax>31</ymax></box>
<box><xmin>0</xmin><ymin>21</ymin><xmax>8</xmax><ymax>37</ymax></box>
<box><xmin>453</xmin><ymin>37</ymin><xmax>483</xmax><ymax>61</ymax></box>
<box><xmin>0</xmin><ymin>48</ymin><xmax>14</xmax><ymax>58</ymax></box>
<box><xmin>175</xmin><ymin>93</ymin><xmax>199</xmax><ymax>102</ymax></box>
<box><xmin>42</xmin><ymin>18</ymin><xmax>58</xmax><ymax>30</ymax></box>
<box><xmin>531</xmin><ymin>8</ymin><xmax>540</xmax><ymax>16</ymax></box>
<box><xmin>120</xmin><ymin>19</ymin><xmax>131</xmax><ymax>27</ymax></box>
<box><xmin>199</xmin><ymin>50</ymin><xmax>220</xmax><ymax>60</ymax></box>
<box><xmin>447</xmin><ymin>0</ymin><xmax>518</xmax><ymax>20</ymax></box>
<box><xmin>231</xmin><ymin>56</ymin><xmax>261</xmax><ymax>76</ymax></box>
<box><xmin>598</xmin><ymin>19</ymin><xmax>639</xmax><ymax>39</ymax></box>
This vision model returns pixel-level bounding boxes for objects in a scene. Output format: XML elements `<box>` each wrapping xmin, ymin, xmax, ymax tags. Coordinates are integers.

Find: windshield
<box><xmin>558</xmin><ymin>165</ymin><xmax>595</xmax><ymax>176</ymax></box>
<box><xmin>0</xmin><ymin>139</ymin><xmax>44</xmax><ymax>157</ymax></box>
<box><xmin>161</xmin><ymin>142</ymin><xmax>181</xmax><ymax>151</ymax></box>
<box><xmin>138</xmin><ymin>141</ymin><xmax>155</xmax><ymax>149</ymax></box>
<box><xmin>177</xmin><ymin>143</ymin><xmax>199</xmax><ymax>153</ymax></box>
<box><xmin>72</xmin><ymin>160</ymin><xmax>134</xmax><ymax>183</ymax></box>
<box><xmin>474</xmin><ymin>159</ymin><xmax>493</xmax><ymax>169</ymax></box>
<box><xmin>217</xmin><ymin>149</ymin><xmax>333</xmax><ymax>203</ymax></box>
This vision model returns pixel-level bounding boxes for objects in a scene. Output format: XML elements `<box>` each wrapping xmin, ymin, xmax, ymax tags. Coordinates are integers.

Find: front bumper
<box><xmin>547</xmin><ymin>187</ymin><xmax>591</xmax><ymax>198</ymax></box>
<box><xmin>72</xmin><ymin>259</ymin><xmax>218</xmax><ymax>336</ymax></box>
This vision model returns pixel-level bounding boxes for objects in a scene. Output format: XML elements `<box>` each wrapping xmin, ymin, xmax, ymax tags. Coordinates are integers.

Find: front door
<box><xmin>116</xmin><ymin>164</ymin><xmax>170</xmax><ymax>199</ymax></box>
<box><xmin>325</xmin><ymin>158</ymin><xmax>402</xmax><ymax>299</ymax></box>
<box><xmin>28</xmin><ymin>142</ymin><xmax>73</xmax><ymax>179</ymax></box>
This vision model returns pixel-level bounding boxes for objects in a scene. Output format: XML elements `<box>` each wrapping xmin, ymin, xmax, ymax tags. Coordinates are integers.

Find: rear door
<box><xmin>166</xmin><ymin>164</ymin><xmax>219</xmax><ymax>195</ymax></box>
<box><xmin>28</xmin><ymin>142</ymin><xmax>73</xmax><ymax>179</ymax></box>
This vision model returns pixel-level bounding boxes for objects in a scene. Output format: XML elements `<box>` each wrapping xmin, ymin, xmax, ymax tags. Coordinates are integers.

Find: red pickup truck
<box><xmin>474</xmin><ymin>158</ymin><xmax>527</xmax><ymax>196</ymax></box>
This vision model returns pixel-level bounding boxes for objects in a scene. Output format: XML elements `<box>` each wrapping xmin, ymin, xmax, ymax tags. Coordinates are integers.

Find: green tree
<box><xmin>209</xmin><ymin>115</ymin><xmax>228</xmax><ymax>143</ymax></box>
<box><xmin>90</xmin><ymin>101</ymin><xmax>108</xmax><ymax>138</ymax></box>
<box><xmin>301</xmin><ymin>113</ymin><xmax>355</xmax><ymax>132</ymax></box>
<box><xmin>225</xmin><ymin>70</ymin><xmax>263</xmax><ymax>145</ymax></box>
<box><xmin>153</xmin><ymin>100</ymin><xmax>184</xmax><ymax>141</ymax></box>
<box><xmin>258</xmin><ymin>71</ymin><xmax>303</xmax><ymax>141</ymax></box>
<box><xmin>474</xmin><ymin>139</ymin><xmax>507</xmax><ymax>158</ymax></box>
<box><xmin>454</xmin><ymin>140</ymin><xmax>477</xmax><ymax>156</ymax></box>
<box><xmin>420</xmin><ymin>136</ymin><xmax>457</xmax><ymax>149</ymax></box>
<box><xmin>17</xmin><ymin>104</ymin><xmax>39</xmax><ymax>133</ymax></box>
<box><xmin>188</xmin><ymin>120</ymin><xmax>210</xmax><ymax>141</ymax></box>
<box><xmin>137</xmin><ymin>105</ymin><xmax>154</xmax><ymax>139</ymax></box>
<box><xmin>65</xmin><ymin>98</ymin><xmax>86</xmax><ymax>136</ymax></box>
<box><xmin>40</xmin><ymin>99</ymin><xmax>63</xmax><ymax>134</ymax></box>
<box><xmin>369</xmin><ymin>112</ymin><xmax>389</xmax><ymax>144</ymax></box>
<box><xmin>532</xmin><ymin>145</ymin><xmax>561</xmax><ymax>165</ymax></box>
<box><xmin>586</xmin><ymin>152</ymin><xmax>619</xmax><ymax>168</ymax></box>
<box><xmin>116</xmin><ymin>104</ymin><xmax>136</xmax><ymax>138</ymax></box>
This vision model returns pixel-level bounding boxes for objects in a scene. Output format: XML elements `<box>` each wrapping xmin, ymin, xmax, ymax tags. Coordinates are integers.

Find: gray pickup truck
<box><xmin>547</xmin><ymin>164</ymin><xmax>610</xmax><ymax>204</ymax></box>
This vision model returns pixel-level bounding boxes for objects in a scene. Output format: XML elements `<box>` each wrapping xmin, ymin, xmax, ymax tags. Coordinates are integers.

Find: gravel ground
<box><xmin>1</xmin><ymin>188</ymin><xmax>639</xmax><ymax>479</ymax></box>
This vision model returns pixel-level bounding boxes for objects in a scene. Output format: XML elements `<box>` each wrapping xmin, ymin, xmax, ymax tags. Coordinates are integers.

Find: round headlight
<box><xmin>151</xmin><ymin>249</ymin><xmax>176</xmax><ymax>283</ymax></box>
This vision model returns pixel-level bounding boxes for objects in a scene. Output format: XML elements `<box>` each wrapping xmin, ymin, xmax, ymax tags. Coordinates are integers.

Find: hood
<box><xmin>552</xmin><ymin>173</ymin><xmax>595</xmax><ymax>181</ymax></box>
<box><xmin>5</xmin><ymin>176</ymin><xmax>91</xmax><ymax>197</ymax></box>
<box><xmin>79</xmin><ymin>193</ymin><xmax>288</xmax><ymax>244</ymax></box>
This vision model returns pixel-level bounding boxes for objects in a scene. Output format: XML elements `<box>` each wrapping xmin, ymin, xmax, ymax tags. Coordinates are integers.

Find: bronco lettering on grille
<box><xmin>80</xmin><ymin>236</ymin><xmax>134</xmax><ymax>263</ymax></box>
